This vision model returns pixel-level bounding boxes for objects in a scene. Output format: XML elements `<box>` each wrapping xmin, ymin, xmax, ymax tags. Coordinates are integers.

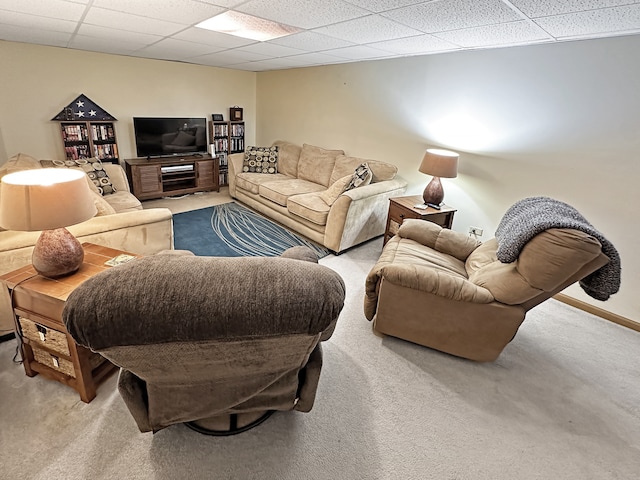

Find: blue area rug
<box><xmin>173</xmin><ymin>202</ymin><xmax>331</xmax><ymax>258</ymax></box>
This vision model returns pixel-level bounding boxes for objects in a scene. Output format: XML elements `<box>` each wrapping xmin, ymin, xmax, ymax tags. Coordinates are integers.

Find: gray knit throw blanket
<box><xmin>495</xmin><ymin>197</ymin><xmax>620</xmax><ymax>301</ymax></box>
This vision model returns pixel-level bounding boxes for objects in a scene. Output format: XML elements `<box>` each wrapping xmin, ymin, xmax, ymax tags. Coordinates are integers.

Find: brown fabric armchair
<box><xmin>365</xmin><ymin>214</ymin><xmax>613</xmax><ymax>362</ymax></box>
<box><xmin>62</xmin><ymin>246</ymin><xmax>345</xmax><ymax>434</ymax></box>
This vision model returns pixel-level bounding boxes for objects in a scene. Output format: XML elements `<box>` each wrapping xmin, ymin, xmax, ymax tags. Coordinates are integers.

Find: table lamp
<box><xmin>0</xmin><ymin>168</ymin><xmax>97</xmax><ymax>278</ymax></box>
<box><xmin>418</xmin><ymin>148</ymin><xmax>459</xmax><ymax>206</ymax></box>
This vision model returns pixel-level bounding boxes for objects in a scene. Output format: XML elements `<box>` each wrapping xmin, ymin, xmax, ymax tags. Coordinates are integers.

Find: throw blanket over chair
<box><xmin>365</xmin><ymin>197</ymin><xmax>620</xmax><ymax>362</ymax></box>
<box><xmin>63</xmin><ymin>247</ymin><xmax>345</xmax><ymax>434</ymax></box>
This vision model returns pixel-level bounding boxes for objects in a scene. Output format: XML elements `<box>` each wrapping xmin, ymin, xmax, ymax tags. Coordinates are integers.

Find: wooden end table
<box><xmin>0</xmin><ymin>243</ymin><xmax>139</xmax><ymax>403</ymax></box>
<box><xmin>384</xmin><ymin>195</ymin><xmax>457</xmax><ymax>245</ymax></box>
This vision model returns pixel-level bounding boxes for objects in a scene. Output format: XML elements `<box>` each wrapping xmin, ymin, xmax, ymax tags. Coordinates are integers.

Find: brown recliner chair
<box><xmin>365</xmin><ymin>197</ymin><xmax>619</xmax><ymax>362</ymax></box>
<box><xmin>63</xmin><ymin>247</ymin><xmax>345</xmax><ymax>434</ymax></box>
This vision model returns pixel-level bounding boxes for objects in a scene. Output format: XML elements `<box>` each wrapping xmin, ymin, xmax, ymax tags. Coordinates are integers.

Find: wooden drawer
<box><xmin>19</xmin><ymin>316</ymin><xmax>70</xmax><ymax>356</ymax></box>
<box><xmin>32</xmin><ymin>347</ymin><xmax>105</xmax><ymax>379</ymax></box>
<box><xmin>388</xmin><ymin>204</ymin><xmax>418</xmax><ymax>224</ymax></box>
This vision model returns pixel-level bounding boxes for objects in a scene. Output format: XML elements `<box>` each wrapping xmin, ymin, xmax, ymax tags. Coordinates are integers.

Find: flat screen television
<box><xmin>133</xmin><ymin>117</ymin><xmax>208</xmax><ymax>158</ymax></box>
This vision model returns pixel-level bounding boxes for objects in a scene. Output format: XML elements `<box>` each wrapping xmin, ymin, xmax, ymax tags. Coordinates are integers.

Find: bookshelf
<box><xmin>52</xmin><ymin>94</ymin><xmax>120</xmax><ymax>164</ymax></box>
<box><xmin>208</xmin><ymin>120</ymin><xmax>245</xmax><ymax>186</ymax></box>
<box><xmin>60</xmin><ymin>121</ymin><xmax>119</xmax><ymax>163</ymax></box>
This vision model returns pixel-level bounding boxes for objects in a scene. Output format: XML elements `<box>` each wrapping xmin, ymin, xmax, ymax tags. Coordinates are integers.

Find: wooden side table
<box><xmin>0</xmin><ymin>243</ymin><xmax>139</xmax><ymax>403</ymax></box>
<box><xmin>384</xmin><ymin>195</ymin><xmax>457</xmax><ymax>245</ymax></box>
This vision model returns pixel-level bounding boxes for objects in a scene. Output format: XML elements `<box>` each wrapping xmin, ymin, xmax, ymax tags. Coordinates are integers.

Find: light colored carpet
<box><xmin>1</xmin><ymin>237</ymin><xmax>639</xmax><ymax>480</ymax></box>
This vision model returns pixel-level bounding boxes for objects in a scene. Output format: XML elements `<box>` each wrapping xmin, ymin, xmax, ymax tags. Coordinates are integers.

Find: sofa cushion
<box><xmin>287</xmin><ymin>193</ymin><xmax>331</xmax><ymax>226</ymax></box>
<box><xmin>329</xmin><ymin>155</ymin><xmax>397</xmax><ymax>185</ymax></box>
<box><xmin>104</xmin><ymin>191</ymin><xmax>143</xmax><ymax>212</ymax></box>
<box><xmin>243</xmin><ymin>146</ymin><xmax>279</xmax><ymax>174</ymax></box>
<box><xmin>465</xmin><ymin>238</ymin><xmax>498</xmax><ymax>275</ymax></box>
<box><xmin>1</xmin><ymin>153</ymin><xmax>41</xmax><ymax>179</ymax></box>
<box><xmin>259</xmin><ymin>179</ymin><xmax>325</xmax><ymax>207</ymax></box>
<box><xmin>236</xmin><ymin>172</ymin><xmax>292</xmax><ymax>195</ymax></box>
<box><xmin>468</xmin><ymin>229</ymin><xmax>601</xmax><ymax>305</ymax></box>
<box><xmin>272</xmin><ymin>141</ymin><xmax>301</xmax><ymax>178</ymax></box>
<box><xmin>92</xmin><ymin>190</ymin><xmax>117</xmax><ymax>216</ymax></box>
<box><xmin>319</xmin><ymin>174</ymin><xmax>352</xmax><ymax>206</ymax></box>
<box><xmin>297</xmin><ymin>144</ymin><xmax>344</xmax><ymax>187</ymax></box>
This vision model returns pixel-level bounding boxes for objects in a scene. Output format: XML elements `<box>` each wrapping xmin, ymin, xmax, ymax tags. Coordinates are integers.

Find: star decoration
<box><xmin>75</xmin><ymin>110</ymin><xmax>85</xmax><ymax>117</ymax></box>
<box><xmin>76</xmin><ymin>101</ymin><xmax>84</xmax><ymax>107</ymax></box>
<box><xmin>89</xmin><ymin>110</ymin><xmax>97</xmax><ymax>116</ymax></box>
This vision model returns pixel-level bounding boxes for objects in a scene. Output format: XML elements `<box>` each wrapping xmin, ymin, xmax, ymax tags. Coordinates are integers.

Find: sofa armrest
<box><xmin>324</xmin><ymin>178</ymin><xmax>408</xmax><ymax>253</ymax></box>
<box><xmin>364</xmin><ymin>261</ymin><xmax>494</xmax><ymax>320</ymax></box>
<box><xmin>227</xmin><ymin>153</ymin><xmax>245</xmax><ymax>197</ymax></box>
<box><xmin>398</xmin><ymin>219</ymin><xmax>480</xmax><ymax>261</ymax></box>
<box><xmin>104</xmin><ymin>164</ymin><xmax>131</xmax><ymax>193</ymax></box>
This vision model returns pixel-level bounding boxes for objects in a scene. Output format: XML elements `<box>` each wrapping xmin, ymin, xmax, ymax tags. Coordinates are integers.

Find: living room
<box><xmin>0</xmin><ymin>1</ymin><xmax>639</xmax><ymax>478</ymax></box>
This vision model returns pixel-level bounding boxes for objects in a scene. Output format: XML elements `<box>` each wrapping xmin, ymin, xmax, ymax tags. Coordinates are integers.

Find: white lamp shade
<box><xmin>0</xmin><ymin>168</ymin><xmax>97</xmax><ymax>231</ymax></box>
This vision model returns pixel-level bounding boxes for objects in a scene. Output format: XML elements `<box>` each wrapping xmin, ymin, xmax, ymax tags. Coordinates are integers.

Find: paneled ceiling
<box><xmin>1</xmin><ymin>0</ymin><xmax>640</xmax><ymax>71</ymax></box>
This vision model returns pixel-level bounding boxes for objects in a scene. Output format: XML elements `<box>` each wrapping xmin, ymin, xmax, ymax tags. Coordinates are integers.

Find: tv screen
<box><xmin>133</xmin><ymin>117</ymin><xmax>207</xmax><ymax>158</ymax></box>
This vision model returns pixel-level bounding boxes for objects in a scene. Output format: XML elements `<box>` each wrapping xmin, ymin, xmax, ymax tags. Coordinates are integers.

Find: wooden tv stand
<box><xmin>124</xmin><ymin>154</ymin><xmax>219</xmax><ymax>200</ymax></box>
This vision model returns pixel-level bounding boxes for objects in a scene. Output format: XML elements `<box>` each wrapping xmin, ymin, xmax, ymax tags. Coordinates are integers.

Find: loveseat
<box><xmin>0</xmin><ymin>153</ymin><xmax>174</xmax><ymax>335</ymax></box>
<box><xmin>228</xmin><ymin>141</ymin><xmax>407</xmax><ymax>254</ymax></box>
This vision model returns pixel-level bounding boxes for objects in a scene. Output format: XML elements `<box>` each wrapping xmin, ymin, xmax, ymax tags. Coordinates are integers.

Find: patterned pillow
<box><xmin>40</xmin><ymin>158</ymin><xmax>116</xmax><ymax>195</ymax></box>
<box><xmin>243</xmin><ymin>146</ymin><xmax>278</xmax><ymax>174</ymax></box>
<box><xmin>345</xmin><ymin>163</ymin><xmax>373</xmax><ymax>190</ymax></box>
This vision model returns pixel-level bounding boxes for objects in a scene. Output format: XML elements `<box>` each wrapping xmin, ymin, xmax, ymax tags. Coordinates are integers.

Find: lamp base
<box><xmin>32</xmin><ymin>228</ymin><xmax>85</xmax><ymax>278</ymax></box>
<box><xmin>422</xmin><ymin>176</ymin><xmax>444</xmax><ymax>205</ymax></box>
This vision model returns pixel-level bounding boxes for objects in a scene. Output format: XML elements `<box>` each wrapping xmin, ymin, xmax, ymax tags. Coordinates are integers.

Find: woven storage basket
<box><xmin>32</xmin><ymin>347</ymin><xmax>105</xmax><ymax>378</ymax></box>
<box><xmin>19</xmin><ymin>317</ymin><xmax>70</xmax><ymax>356</ymax></box>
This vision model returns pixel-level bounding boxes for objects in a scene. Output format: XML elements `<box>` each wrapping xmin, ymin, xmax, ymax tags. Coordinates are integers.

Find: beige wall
<box><xmin>0</xmin><ymin>41</ymin><xmax>256</xmax><ymax>163</ymax></box>
<box><xmin>256</xmin><ymin>36</ymin><xmax>640</xmax><ymax>321</ymax></box>
<box><xmin>0</xmin><ymin>38</ymin><xmax>637</xmax><ymax>321</ymax></box>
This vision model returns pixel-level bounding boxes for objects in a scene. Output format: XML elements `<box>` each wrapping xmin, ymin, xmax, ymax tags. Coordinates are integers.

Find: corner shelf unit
<box><xmin>208</xmin><ymin>120</ymin><xmax>245</xmax><ymax>186</ymax></box>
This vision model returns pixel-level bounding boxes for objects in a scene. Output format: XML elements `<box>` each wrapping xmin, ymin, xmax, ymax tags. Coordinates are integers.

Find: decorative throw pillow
<box><xmin>40</xmin><ymin>158</ymin><xmax>116</xmax><ymax>195</ymax></box>
<box><xmin>345</xmin><ymin>163</ymin><xmax>373</xmax><ymax>191</ymax></box>
<box><xmin>319</xmin><ymin>174</ymin><xmax>352</xmax><ymax>206</ymax></box>
<box><xmin>243</xmin><ymin>146</ymin><xmax>278</xmax><ymax>174</ymax></box>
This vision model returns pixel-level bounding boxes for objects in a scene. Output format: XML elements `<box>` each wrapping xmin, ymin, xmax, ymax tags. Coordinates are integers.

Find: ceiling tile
<box><xmin>172</xmin><ymin>27</ymin><xmax>256</xmax><ymax>48</ymax></box>
<box><xmin>436</xmin><ymin>20</ymin><xmax>553</xmax><ymax>47</ymax></box>
<box><xmin>370</xmin><ymin>34</ymin><xmax>461</xmax><ymax>55</ymax></box>
<box><xmin>194</xmin><ymin>49</ymin><xmax>270</xmax><ymax>65</ymax></box>
<box><xmin>236</xmin><ymin>0</ymin><xmax>370</xmax><ymax>29</ymax></box>
<box><xmin>83</xmin><ymin>7</ymin><xmax>185</xmax><ymax>36</ymax></box>
<box><xmin>0</xmin><ymin>23</ymin><xmax>71</xmax><ymax>46</ymax></box>
<box><xmin>534</xmin><ymin>4</ymin><xmax>640</xmax><ymax>38</ymax></box>
<box><xmin>323</xmin><ymin>44</ymin><xmax>395</xmax><ymax>59</ymax></box>
<box><xmin>76</xmin><ymin>24</ymin><xmax>162</xmax><ymax>45</ymax></box>
<box><xmin>91</xmin><ymin>0</ymin><xmax>226</xmax><ymax>25</ymax></box>
<box><xmin>314</xmin><ymin>14</ymin><xmax>423</xmax><ymax>43</ymax></box>
<box><xmin>0</xmin><ymin>10</ymin><xmax>76</xmax><ymax>33</ymax></box>
<box><xmin>280</xmin><ymin>51</ymin><xmax>351</xmax><ymax>65</ymax></box>
<box><xmin>269</xmin><ymin>31</ymin><xmax>356</xmax><ymax>51</ymax></box>
<box><xmin>509</xmin><ymin>0</ymin><xmax>638</xmax><ymax>18</ymax></box>
<box><xmin>237</xmin><ymin>42</ymin><xmax>306</xmax><ymax>57</ymax></box>
<box><xmin>136</xmin><ymin>38</ymin><xmax>222</xmax><ymax>59</ymax></box>
<box><xmin>342</xmin><ymin>0</ymin><xmax>427</xmax><ymax>13</ymax></box>
<box><xmin>69</xmin><ymin>34</ymin><xmax>141</xmax><ymax>55</ymax></box>
<box><xmin>382</xmin><ymin>0</ymin><xmax>522</xmax><ymax>33</ymax></box>
<box><xmin>0</xmin><ymin>0</ymin><xmax>86</xmax><ymax>21</ymax></box>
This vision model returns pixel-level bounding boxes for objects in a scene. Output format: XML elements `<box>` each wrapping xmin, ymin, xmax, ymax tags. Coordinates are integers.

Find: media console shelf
<box><xmin>124</xmin><ymin>154</ymin><xmax>219</xmax><ymax>201</ymax></box>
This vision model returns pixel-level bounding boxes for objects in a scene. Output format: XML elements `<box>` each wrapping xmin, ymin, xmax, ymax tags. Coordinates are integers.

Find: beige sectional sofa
<box><xmin>229</xmin><ymin>141</ymin><xmax>407</xmax><ymax>253</ymax></box>
<box><xmin>0</xmin><ymin>153</ymin><xmax>174</xmax><ymax>335</ymax></box>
